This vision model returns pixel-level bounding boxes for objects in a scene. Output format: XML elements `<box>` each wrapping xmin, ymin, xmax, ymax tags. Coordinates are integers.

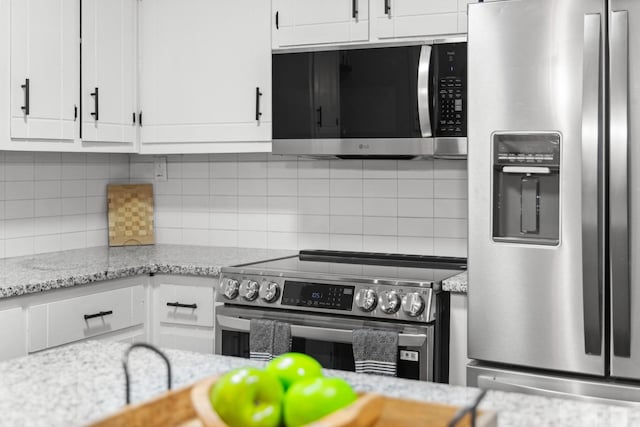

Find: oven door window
<box><xmin>220</xmin><ymin>330</ymin><xmax>420</xmax><ymax>379</ymax></box>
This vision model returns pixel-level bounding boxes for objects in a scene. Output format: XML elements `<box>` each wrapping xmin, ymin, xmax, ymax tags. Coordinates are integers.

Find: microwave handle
<box><xmin>417</xmin><ymin>45</ymin><xmax>432</xmax><ymax>138</ymax></box>
<box><xmin>216</xmin><ymin>314</ymin><xmax>427</xmax><ymax>347</ymax></box>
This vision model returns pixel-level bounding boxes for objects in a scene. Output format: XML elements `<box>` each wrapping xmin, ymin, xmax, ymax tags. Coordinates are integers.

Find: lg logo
<box><xmin>358</xmin><ymin>144</ymin><xmax>370</xmax><ymax>150</ymax></box>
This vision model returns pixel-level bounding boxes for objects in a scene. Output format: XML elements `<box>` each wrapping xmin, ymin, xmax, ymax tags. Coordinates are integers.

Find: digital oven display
<box><xmin>281</xmin><ymin>281</ymin><xmax>355</xmax><ymax>311</ymax></box>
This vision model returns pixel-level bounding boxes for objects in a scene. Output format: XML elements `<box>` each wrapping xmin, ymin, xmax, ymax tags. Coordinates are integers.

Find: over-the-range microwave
<box><xmin>271</xmin><ymin>42</ymin><xmax>467</xmax><ymax>159</ymax></box>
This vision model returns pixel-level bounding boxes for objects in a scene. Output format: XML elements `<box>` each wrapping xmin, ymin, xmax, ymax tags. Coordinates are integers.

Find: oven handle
<box><xmin>216</xmin><ymin>315</ymin><xmax>427</xmax><ymax>347</ymax></box>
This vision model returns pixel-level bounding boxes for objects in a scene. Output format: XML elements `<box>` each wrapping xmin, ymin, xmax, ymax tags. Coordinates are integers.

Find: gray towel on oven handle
<box><xmin>352</xmin><ymin>329</ymin><xmax>398</xmax><ymax>376</ymax></box>
<box><xmin>249</xmin><ymin>319</ymin><xmax>292</xmax><ymax>361</ymax></box>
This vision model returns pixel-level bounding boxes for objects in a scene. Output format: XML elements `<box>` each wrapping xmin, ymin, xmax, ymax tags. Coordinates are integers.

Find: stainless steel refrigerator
<box><xmin>467</xmin><ymin>0</ymin><xmax>640</xmax><ymax>404</ymax></box>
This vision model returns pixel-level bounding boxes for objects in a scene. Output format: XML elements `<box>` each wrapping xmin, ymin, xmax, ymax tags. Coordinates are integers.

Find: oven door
<box><xmin>215</xmin><ymin>305</ymin><xmax>434</xmax><ymax>381</ymax></box>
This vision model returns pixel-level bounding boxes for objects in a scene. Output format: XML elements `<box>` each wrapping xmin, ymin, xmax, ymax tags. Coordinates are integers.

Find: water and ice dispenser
<box><xmin>492</xmin><ymin>133</ymin><xmax>560</xmax><ymax>245</ymax></box>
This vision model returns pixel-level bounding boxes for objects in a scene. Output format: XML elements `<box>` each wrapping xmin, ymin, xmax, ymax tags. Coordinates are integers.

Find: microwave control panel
<box><xmin>433</xmin><ymin>43</ymin><xmax>467</xmax><ymax>137</ymax></box>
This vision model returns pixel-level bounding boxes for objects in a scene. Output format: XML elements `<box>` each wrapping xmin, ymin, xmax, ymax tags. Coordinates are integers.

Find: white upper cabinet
<box><xmin>371</xmin><ymin>0</ymin><xmax>473</xmax><ymax>41</ymax></box>
<box><xmin>272</xmin><ymin>0</ymin><xmax>369</xmax><ymax>49</ymax></box>
<box><xmin>139</xmin><ymin>0</ymin><xmax>271</xmax><ymax>154</ymax></box>
<box><xmin>81</xmin><ymin>0</ymin><xmax>137</xmax><ymax>151</ymax></box>
<box><xmin>10</xmin><ymin>0</ymin><xmax>79</xmax><ymax>142</ymax></box>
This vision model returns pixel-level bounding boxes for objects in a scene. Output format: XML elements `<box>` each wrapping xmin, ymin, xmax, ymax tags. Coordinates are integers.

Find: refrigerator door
<box><xmin>610</xmin><ymin>0</ymin><xmax>640</xmax><ymax>380</ymax></box>
<box><xmin>467</xmin><ymin>362</ymin><xmax>640</xmax><ymax>406</ymax></box>
<box><xmin>468</xmin><ymin>0</ymin><xmax>606</xmax><ymax>375</ymax></box>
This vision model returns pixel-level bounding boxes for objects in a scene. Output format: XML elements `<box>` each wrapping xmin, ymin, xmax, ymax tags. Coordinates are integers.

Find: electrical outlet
<box><xmin>154</xmin><ymin>156</ymin><xmax>167</xmax><ymax>181</ymax></box>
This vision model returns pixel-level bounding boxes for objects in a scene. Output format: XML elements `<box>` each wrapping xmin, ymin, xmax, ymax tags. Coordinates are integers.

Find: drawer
<box><xmin>158</xmin><ymin>284</ymin><xmax>214</xmax><ymax>327</ymax></box>
<box><xmin>29</xmin><ymin>285</ymin><xmax>145</xmax><ymax>352</ymax></box>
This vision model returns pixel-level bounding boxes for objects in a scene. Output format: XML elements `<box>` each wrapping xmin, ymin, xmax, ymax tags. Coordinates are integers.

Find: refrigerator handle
<box><xmin>581</xmin><ymin>13</ymin><xmax>603</xmax><ymax>356</ymax></box>
<box><xmin>609</xmin><ymin>10</ymin><xmax>631</xmax><ymax>358</ymax></box>
<box><xmin>418</xmin><ymin>45</ymin><xmax>433</xmax><ymax>138</ymax></box>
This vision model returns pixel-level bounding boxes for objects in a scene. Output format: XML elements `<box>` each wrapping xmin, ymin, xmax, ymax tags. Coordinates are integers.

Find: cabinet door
<box><xmin>10</xmin><ymin>0</ymin><xmax>78</xmax><ymax>141</ymax></box>
<box><xmin>139</xmin><ymin>0</ymin><xmax>271</xmax><ymax>152</ymax></box>
<box><xmin>82</xmin><ymin>0</ymin><xmax>136</xmax><ymax>147</ymax></box>
<box><xmin>0</xmin><ymin>307</ymin><xmax>26</xmax><ymax>361</ymax></box>
<box><xmin>372</xmin><ymin>0</ymin><xmax>465</xmax><ymax>40</ymax></box>
<box><xmin>273</xmin><ymin>0</ymin><xmax>369</xmax><ymax>48</ymax></box>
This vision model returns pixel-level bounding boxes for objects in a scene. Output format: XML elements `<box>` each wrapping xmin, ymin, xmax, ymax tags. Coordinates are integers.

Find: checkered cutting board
<box><xmin>107</xmin><ymin>184</ymin><xmax>155</xmax><ymax>246</ymax></box>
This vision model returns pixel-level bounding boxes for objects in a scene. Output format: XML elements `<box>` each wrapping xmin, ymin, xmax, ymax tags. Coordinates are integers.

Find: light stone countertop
<box><xmin>0</xmin><ymin>341</ymin><xmax>636</xmax><ymax>427</ymax></box>
<box><xmin>0</xmin><ymin>245</ymin><xmax>295</xmax><ymax>299</ymax></box>
<box><xmin>442</xmin><ymin>271</ymin><xmax>468</xmax><ymax>293</ymax></box>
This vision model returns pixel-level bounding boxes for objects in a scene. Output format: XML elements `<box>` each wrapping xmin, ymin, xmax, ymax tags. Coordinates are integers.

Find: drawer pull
<box><xmin>167</xmin><ymin>302</ymin><xmax>198</xmax><ymax>309</ymax></box>
<box><xmin>84</xmin><ymin>310</ymin><xmax>113</xmax><ymax>320</ymax></box>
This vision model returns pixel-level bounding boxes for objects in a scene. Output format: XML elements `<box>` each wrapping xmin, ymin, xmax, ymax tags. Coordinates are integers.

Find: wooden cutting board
<box><xmin>107</xmin><ymin>184</ymin><xmax>155</xmax><ymax>246</ymax></box>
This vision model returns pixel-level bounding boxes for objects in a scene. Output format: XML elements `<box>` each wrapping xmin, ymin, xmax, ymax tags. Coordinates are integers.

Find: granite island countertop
<box><xmin>0</xmin><ymin>341</ymin><xmax>636</xmax><ymax>427</ymax></box>
<box><xmin>442</xmin><ymin>271</ymin><xmax>467</xmax><ymax>293</ymax></box>
<box><xmin>0</xmin><ymin>245</ymin><xmax>295</xmax><ymax>299</ymax></box>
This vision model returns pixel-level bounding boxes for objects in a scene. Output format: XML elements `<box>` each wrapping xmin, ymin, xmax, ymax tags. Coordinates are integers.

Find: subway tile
<box><xmin>267</xmin><ymin>196</ymin><xmax>297</xmax><ymax>214</ymax></box>
<box><xmin>61</xmin><ymin>180</ymin><xmax>86</xmax><ymax>198</ymax></box>
<box><xmin>397</xmin><ymin>237</ymin><xmax>435</xmax><ymax>255</ymax></box>
<box><xmin>211</xmin><ymin>179</ymin><xmax>238</xmax><ymax>196</ymax></box>
<box><xmin>155</xmin><ymin>180</ymin><xmax>182</xmax><ymax>196</ymax></box>
<box><xmin>434</xmin><ymin>218</ymin><xmax>467</xmax><ymax>238</ymax></box>
<box><xmin>155</xmin><ymin>195</ymin><xmax>180</xmax><ymax>211</ymax></box>
<box><xmin>238</xmin><ymin>179</ymin><xmax>267</xmax><ymax>196</ymax></box>
<box><xmin>363</xmin><ymin>217</ymin><xmax>397</xmax><ymax>236</ymax></box>
<box><xmin>61</xmin><ymin>215</ymin><xmax>86</xmax><ymax>233</ymax></box>
<box><xmin>363</xmin><ymin>198</ymin><xmax>397</xmax><ymax>217</ymax></box>
<box><xmin>130</xmin><ymin>162</ymin><xmax>154</xmax><ymax>180</ymax></box>
<box><xmin>238</xmin><ymin>213</ymin><xmax>267</xmax><ymax>231</ymax></box>
<box><xmin>268</xmin><ymin>179</ymin><xmax>297</xmax><ymax>197</ymax></box>
<box><xmin>34</xmin><ymin>216</ymin><xmax>61</xmax><ymax>236</ymax></box>
<box><xmin>182</xmin><ymin>228</ymin><xmax>209</xmax><ymax>246</ymax></box>
<box><xmin>0</xmin><ymin>202</ymin><xmax>4</xmax><ymax>220</ymax></box>
<box><xmin>5</xmin><ymin>200</ymin><xmax>34</xmax><ymax>219</ymax></box>
<box><xmin>239</xmin><ymin>161</ymin><xmax>268</xmax><ymax>179</ymax></box>
<box><xmin>267</xmin><ymin>232</ymin><xmax>297</xmax><ymax>250</ymax></box>
<box><xmin>5</xmin><ymin>159</ymin><xmax>34</xmax><ymax>181</ymax></box>
<box><xmin>268</xmin><ymin>161</ymin><xmax>298</xmax><ymax>179</ymax></box>
<box><xmin>5</xmin><ymin>181</ymin><xmax>34</xmax><ymax>200</ymax></box>
<box><xmin>363</xmin><ymin>235</ymin><xmax>397</xmax><ymax>253</ymax></box>
<box><xmin>298</xmin><ymin>161</ymin><xmax>330</xmax><ymax>179</ymax></box>
<box><xmin>329</xmin><ymin>160</ymin><xmax>362</xmax><ymax>179</ymax></box>
<box><xmin>182</xmin><ymin>179</ymin><xmax>209</xmax><ymax>196</ymax></box>
<box><xmin>110</xmin><ymin>160</ymin><xmax>130</xmax><ymax>179</ymax></box>
<box><xmin>181</xmin><ymin>211</ymin><xmax>209</xmax><ymax>229</ymax></box>
<box><xmin>210</xmin><ymin>162</ymin><xmax>238</xmax><ymax>179</ymax></box>
<box><xmin>330</xmin><ymin>216</ymin><xmax>363</xmax><ymax>235</ymax></box>
<box><xmin>62</xmin><ymin>198</ymin><xmax>86</xmax><ymax>215</ymax></box>
<box><xmin>181</xmin><ymin>195</ymin><xmax>209</xmax><ymax>211</ymax></box>
<box><xmin>166</xmin><ymin>159</ymin><xmax>183</xmax><ymax>179</ymax></box>
<box><xmin>209</xmin><ymin>153</ymin><xmax>239</xmax><ymax>162</ymax></box>
<box><xmin>398</xmin><ymin>180</ymin><xmax>433</xmax><ymax>198</ymax></box>
<box><xmin>211</xmin><ymin>212</ymin><xmax>238</xmax><ymax>230</ymax></box>
<box><xmin>35</xmin><ymin>199</ymin><xmax>62</xmax><ymax>217</ymax></box>
<box><xmin>86</xmin><ymin>197</ymin><xmax>106</xmax><ymax>214</ymax></box>
<box><xmin>298</xmin><ymin>233</ymin><xmax>329</xmax><ymax>250</ymax></box>
<box><xmin>434</xmin><ymin>199</ymin><xmax>467</xmax><ymax>219</ymax></box>
<box><xmin>238</xmin><ymin>196</ymin><xmax>268</xmax><ymax>213</ymax></box>
<box><xmin>85</xmin><ymin>213</ymin><xmax>106</xmax><ymax>231</ymax></box>
<box><xmin>363</xmin><ymin>179</ymin><xmax>397</xmax><ymax>198</ymax></box>
<box><xmin>434</xmin><ymin>159</ymin><xmax>467</xmax><ymax>180</ymax></box>
<box><xmin>35</xmin><ymin>160</ymin><xmax>62</xmax><ymax>180</ymax></box>
<box><xmin>363</xmin><ymin>160</ymin><xmax>398</xmax><ymax>179</ymax></box>
<box><xmin>60</xmin><ymin>232</ymin><xmax>86</xmax><ymax>250</ymax></box>
<box><xmin>86</xmin><ymin>229</ymin><xmax>108</xmax><ymax>247</ymax></box>
<box><xmin>298</xmin><ymin>215</ymin><xmax>330</xmax><ymax>234</ymax></box>
<box><xmin>85</xmin><ymin>162</ymin><xmax>110</xmax><ymax>180</ymax></box>
<box><xmin>35</xmin><ymin>181</ymin><xmax>62</xmax><ymax>199</ymax></box>
<box><xmin>398</xmin><ymin>198</ymin><xmax>434</xmax><ymax>218</ymax></box>
<box><xmin>434</xmin><ymin>238</ymin><xmax>467</xmax><ymax>257</ymax></box>
<box><xmin>209</xmin><ymin>229</ymin><xmax>238</xmax><ymax>247</ymax></box>
<box><xmin>267</xmin><ymin>214</ymin><xmax>297</xmax><ymax>232</ymax></box>
<box><xmin>434</xmin><ymin>180</ymin><xmax>467</xmax><ymax>199</ymax></box>
<box><xmin>330</xmin><ymin>179</ymin><xmax>362</xmax><ymax>198</ymax></box>
<box><xmin>329</xmin><ymin>234</ymin><xmax>363</xmax><ymax>251</ymax></box>
<box><xmin>61</xmin><ymin>162</ymin><xmax>86</xmax><ymax>180</ymax></box>
<box><xmin>298</xmin><ymin>197</ymin><xmax>330</xmax><ymax>215</ymax></box>
<box><xmin>398</xmin><ymin>160</ymin><xmax>434</xmax><ymax>179</ymax></box>
<box><xmin>210</xmin><ymin>195</ymin><xmax>238</xmax><ymax>212</ymax></box>
<box><xmin>155</xmin><ymin>227</ymin><xmax>182</xmax><ymax>245</ymax></box>
<box><xmin>299</xmin><ymin>179</ymin><xmax>330</xmax><ymax>197</ymax></box>
<box><xmin>155</xmin><ymin>211</ymin><xmax>182</xmax><ymax>228</ymax></box>
<box><xmin>182</xmin><ymin>161</ymin><xmax>210</xmax><ymax>179</ymax></box>
<box><xmin>5</xmin><ymin>218</ymin><xmax>34</xmax><ymax>238</ymax></box>
<box><xmin>330</xmin><ymin>197</ymin><xmax>362</xmax><ymax>216</ymax></box>
<box><xmin>5</xmin><ymin>237</ymin><xmax>34</xmax><ymax>257</ymax></box>
<box><xmin>238</xmin><ymin>153</ymin><xmax>268</xmax><ymax>162</ymax></box>
<box><xmin>398</xmin><ymin>217</ymin><xmax>434</xmax><ymax>237</ymax></box>
<box><xmin>34</xmin><ymin>235</ymin><xmax>62</xmax><ymax>254</ymax></box>
<box><xmin>238</xmin><ymin>230</ymin><xmax>267</xmax><ymax>248</ymax></box>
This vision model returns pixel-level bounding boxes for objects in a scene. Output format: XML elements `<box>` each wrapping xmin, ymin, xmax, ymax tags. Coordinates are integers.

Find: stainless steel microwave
<box><xmin>271</xmin><ymin>42</ymin><xmax>467</xmax><ymax>159</ymax></box>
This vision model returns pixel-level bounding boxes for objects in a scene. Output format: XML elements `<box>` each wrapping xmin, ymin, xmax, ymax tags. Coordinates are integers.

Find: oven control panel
<box><xmin>218</xmin><ymin>274</ymin><xmax>436</xmax><ymax>323</ymax></box>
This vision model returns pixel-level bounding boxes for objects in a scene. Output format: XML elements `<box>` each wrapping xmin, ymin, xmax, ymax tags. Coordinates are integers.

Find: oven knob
<box><xmin>379</xmin><ymin>291</ymin><xmax>401</xmax><ymax>314</ymax></box>
<box><xmin>222</xmin><ymin>278</ymin><xmax>240</xmax><ymax>300</ymax></box>
<box><xmin>239</xmin><ymin>280</ymin><xmax>260</xmax><ymax>301</ymax></box>
<box><xmin>355</xmin><ymin>289</ymin><xmax>378</xmax><ymax>312</ymax></box>
<box><xmin>260</xmin><ymin>282</ymin><xmax>280</xmax><ymax>303</ymax></box>
<box><xmin>402</xmin><ymin>293</ymin><xmax>425</xmax><ymax>317</ymax></box>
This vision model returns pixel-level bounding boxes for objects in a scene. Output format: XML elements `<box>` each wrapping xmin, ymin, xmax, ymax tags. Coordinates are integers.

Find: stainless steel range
<box><xmin>214</xmin><ymin>250</ymin><xmax>465</xmax><ymax>382</ymax></box>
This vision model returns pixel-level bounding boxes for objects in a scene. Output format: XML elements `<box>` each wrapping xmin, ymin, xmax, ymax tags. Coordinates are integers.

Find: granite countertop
<box><xmin>442</xmin><ymin>271</ymin><xmax>467</xmax><ymax>293</ymax></box>
<box><xmin>0</xmin><ymin>341</ymin><xmax>636</xmax><ymax>427</ymax></box>
<box><xmin>0</xmin><ymin>245</ymin><xmax>295</xmax><ymax>300</ymax></box>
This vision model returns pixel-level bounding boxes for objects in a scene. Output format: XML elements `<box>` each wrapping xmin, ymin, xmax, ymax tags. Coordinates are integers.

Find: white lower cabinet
<box><xmin>151</xmin><ymin>275</ymin><xmax>217</xmax><ymax>354</ymax></box>
<box><xmin>449</xmin><ymin>292</ymin><xmax>469</xmax><ymax>386</ymax></box>
<box><xmin>0</xmin><ymin>307</ymin><xmax>27</xmax><ymax>361</ymax></box>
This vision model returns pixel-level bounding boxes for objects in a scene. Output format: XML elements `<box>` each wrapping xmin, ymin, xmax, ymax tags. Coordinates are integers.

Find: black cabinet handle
<box><xmin>255</xmin><ymin>87</ymin><xmax>263</xmax><ymax>121</ymax></box>
<box><xmin>166</xmin><ymin>302</ymin><xmax>198</xmax><ymax>309</ymax></box>
<box><xmin>138</xmin><ymin>111</ymin><xmax>143</xmax><ymax>126</ymax></box>
<box><xmin>352</xmin><ymin>0</ymin><xmax>358</xmax><ymax>18</ymax></box>
<box><xmin>90</xmin><ymin>87</ymin><xmax>99</xmax><ymax>121</ymax></box>
<box><xmin>276</xmin><ymin>11</ymin><xmax>279</xmax><ymax>29</ymax></box>
<box><xmin>21</xmin><ymin>78</ymin><xmax>29</xmax><ymax>116</ymax></box>
<box><xmin>385</xmin><ymin>0</ymin><xmax>391</xmax><ymax>15</ymax></box>
<box><xmin>84</xmin><ymin>310</ymin><xmax>113</xmax><ymax>320</ymax></box>
<box><xmin>316</xmin><ymin>106</ymin><xmax>322</xmax><ymax>127</ymax></box>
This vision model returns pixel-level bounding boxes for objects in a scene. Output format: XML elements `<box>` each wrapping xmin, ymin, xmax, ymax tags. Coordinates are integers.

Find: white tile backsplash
<box><xmin>0</xmin><ymin>153</ymin><xmax>130</xmax><ymax>258</ymax></box>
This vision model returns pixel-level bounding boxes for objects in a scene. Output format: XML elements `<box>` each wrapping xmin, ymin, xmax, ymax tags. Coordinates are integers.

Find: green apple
<box><xmin>283</xmin><ymin>377</ymin><xmax>358</xmax><ymax>427</ymax></box>
<box><xmin>265</xmin><ymin>353</ymin><xmax>324</xmax><ymax>391</ymax></box>
<box><xmin>209</xmin><ymin>367</ymin><xmax>284</xmax><ymax>427</ymax></box>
